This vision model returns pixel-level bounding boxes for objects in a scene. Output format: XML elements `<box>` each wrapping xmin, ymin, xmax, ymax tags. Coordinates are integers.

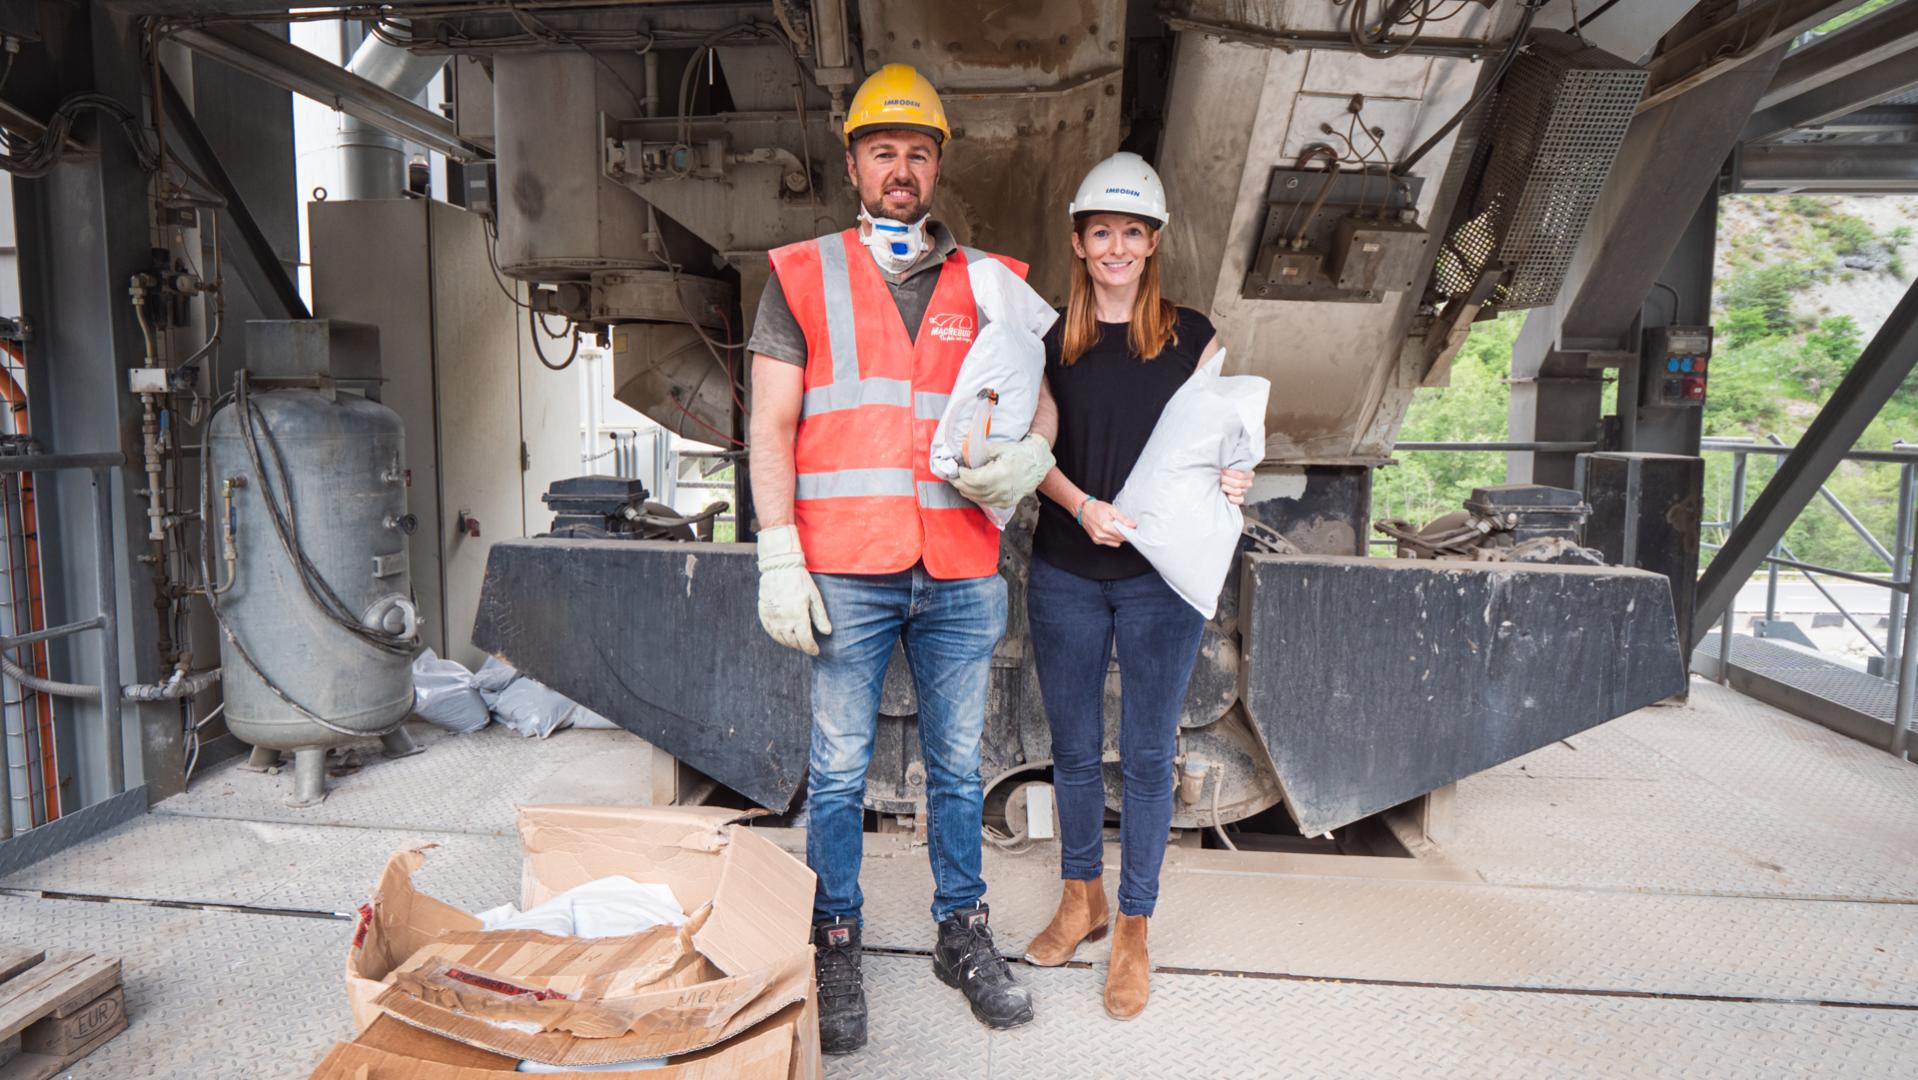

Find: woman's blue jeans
<box><xmin>1026</xmin><ymin>555</ymin><xmax>1206</xmax><ymax>917</ymax></box>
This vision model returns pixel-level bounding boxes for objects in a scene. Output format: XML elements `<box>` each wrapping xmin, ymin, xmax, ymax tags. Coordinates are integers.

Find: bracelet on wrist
<box><xmin>1075</xmin><ymin>496</ymin><xmax>1096</xmax><ymax>525</ymax></box>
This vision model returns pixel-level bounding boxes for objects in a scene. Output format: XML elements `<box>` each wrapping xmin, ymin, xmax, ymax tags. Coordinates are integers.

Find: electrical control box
<box><xmin>1328</xmin><ymin>217</ymin><xmax>1430</xmax><ymax>295</ymax></box>
<box><xmin>1640</xmin><ymin>325</ymin><xmax>1712</xmax><ymax>408</ymax></box>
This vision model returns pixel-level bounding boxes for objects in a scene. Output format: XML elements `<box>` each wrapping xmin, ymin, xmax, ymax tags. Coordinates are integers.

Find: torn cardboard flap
<box><xmin>348</xmin><ymin>848</ymin><xmax>485</xmax><ymax>1029</ymax></box>
<box><xmin>308</xmin><ymin>1014</ymin><xmax>793</xmax><ymax>1079</ymax></box>
<box><xmin>348</xmin><ymin>805</ymin><xmax>818</xmax><ymax>1069</ymax></box>
<box><xmin>372</xmin><ymin>952</ymin><xmax>806</xmax><ymax>1068</ymax></box>
<box><xmin>385</xmin><ymin>921</ymin><xmax>725</xmax><ymax>1039</ymax></box>
<box><xmin>516</xmin><ymin>805</ymin><xmax>754</xmax><ymax>911</ymax></box>
<box><xmin>515</xmin><ymin>806</ymin><xmax>812</xmax><ymax>980</ymax></box>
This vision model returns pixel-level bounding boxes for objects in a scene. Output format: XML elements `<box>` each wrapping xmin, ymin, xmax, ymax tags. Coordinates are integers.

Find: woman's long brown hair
<box><xmin>1060</xmin><ymin>217</ymin><xmax>1180</xmax><ymax>365</ymax></box>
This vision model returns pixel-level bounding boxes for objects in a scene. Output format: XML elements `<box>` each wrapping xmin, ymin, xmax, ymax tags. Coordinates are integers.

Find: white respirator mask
<box><xmin>858</xmin><ymin>206</ymin><xmax>930</xmax><ymax>275</ymax></box>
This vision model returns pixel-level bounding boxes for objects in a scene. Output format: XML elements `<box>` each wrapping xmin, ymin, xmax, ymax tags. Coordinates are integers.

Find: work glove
<box><xmin>951</xmin><ymin>434</ymin><xmax>1055</xmax><ymax>510</ymax></box>
<box><xmin>756</xmin><ymin>525</ymin><xmax>831</xmax><ymax>655</ymax></box>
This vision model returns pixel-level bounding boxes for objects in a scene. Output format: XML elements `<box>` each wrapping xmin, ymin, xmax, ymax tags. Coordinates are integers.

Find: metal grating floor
<box><xmin>1697</xmin><ymin>631</ymin><xmax>1909</xmax><ymax>727</ymax></box>
<box><xmin>0</xmin><ymin>680</ymin><xmax>1913</xmax><ymax>1077</ymax></box>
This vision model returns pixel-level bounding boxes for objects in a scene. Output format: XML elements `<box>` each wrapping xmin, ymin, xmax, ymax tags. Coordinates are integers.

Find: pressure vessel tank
<box><xmin>207</xmin><ymin>386</ymin><xmax>418</xmax><ymax>805</ymax></box>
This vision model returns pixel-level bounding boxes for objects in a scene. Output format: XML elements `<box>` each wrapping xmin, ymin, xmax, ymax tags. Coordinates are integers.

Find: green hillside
<box><xmin>1374</xmin><ymin>195</ymin><xmax>1918</xmax><ymax>575</ymax></box>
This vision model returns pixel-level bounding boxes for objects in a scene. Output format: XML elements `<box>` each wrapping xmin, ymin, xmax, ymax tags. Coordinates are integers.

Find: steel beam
<box><xmin>1744</xmin><ymin>51</ymin><xmax>1918</xmax><ymax>142</ymax></box>
<box><xmin>1640</xmin><ymin>0</ymin><xmax>1859</xmax><ymax>112</ymax></box>
<box><xmin>158</xmin><ymin>71</ymin><xmax>309</xmax><ymax>321</ymax></box>
<box><xmin>1733</xmin><ymin>142</ymin><xmax>1918</xmax><ymax>193</ymax></box>
<box><xmin>1756</xmin><ymin>1</ymin><xmax>1918</xmax><ymax>111</ymax></box>
<box><xmin>1693</xmin><ymin>280</ymin><xmax>1918</xmax><ymax>647</ymax></box>
<box><xmin>1792</xmin><ymin>104</ymin><xmax>1918</xmax><ymax>133</ymax></box>
<box><xmin>172</xmin><ymin>23</ymin><xmax>481</xmax><ymax>163</ymax></box>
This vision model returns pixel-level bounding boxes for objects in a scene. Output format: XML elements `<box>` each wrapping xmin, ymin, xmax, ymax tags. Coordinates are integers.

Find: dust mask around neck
<box><xmin>858</xmin><ymin>207</ymin><xmax>930</xmax><ymax>276</ymax></box>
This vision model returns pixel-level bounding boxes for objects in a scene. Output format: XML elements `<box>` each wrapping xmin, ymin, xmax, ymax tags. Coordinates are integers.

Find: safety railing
<box><xmin>1700</xmin><ymin>436</ymin><xmax>1918</xmax><ymax>758</ymax></box>
<box><xmin>0</xmin><ymin>452</ymin><xmax>125</xmax><ymax>842</ymax></box>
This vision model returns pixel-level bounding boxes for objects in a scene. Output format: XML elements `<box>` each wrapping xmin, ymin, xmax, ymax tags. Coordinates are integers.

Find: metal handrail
<box><xmin>0</xmin><ymin>454</ymin><xmax>125</xmax><ymax>843</ymax></box>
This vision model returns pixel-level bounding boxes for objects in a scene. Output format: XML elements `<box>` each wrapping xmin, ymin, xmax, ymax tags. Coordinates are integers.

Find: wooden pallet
<box><xmin>0</xmin><ymin>947</ymin><xmax>125</xmax><ymax>1080</ymax></box>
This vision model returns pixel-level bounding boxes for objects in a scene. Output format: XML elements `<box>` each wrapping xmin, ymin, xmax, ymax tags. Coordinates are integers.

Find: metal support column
<box><xmin>1888</xmin><ymin>463</ymin><xmax>1915</xmax><ymax>675</ymax></box>
<box><xmin>1694</xmin><ymin>280</ymin><xmax>1918</xmax><ymax>645</ymax></box>
<box><xmin>1718</xmin><ymin>450</ymin><xmax>1748</xmax><ymax>683</ymax></box>
<box><xmin>92</xmin><ymin>466</ymin><xmax>123</xmax><ymax>793</ymax></box>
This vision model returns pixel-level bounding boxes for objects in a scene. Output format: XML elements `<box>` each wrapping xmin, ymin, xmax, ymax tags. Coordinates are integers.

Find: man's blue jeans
<box><xmin>1025</xmin><ymin>555</ymin><xmax>1205</xmax><ymax>917</ymax></box>
<box><xmin>807</xmin><ymin>566</ymin><xmax>1007</xmax><ymax>926</ymax></box>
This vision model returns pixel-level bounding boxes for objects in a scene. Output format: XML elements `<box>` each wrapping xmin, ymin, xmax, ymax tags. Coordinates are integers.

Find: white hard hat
<box><xmin>1069</xmin><ymin>151</ymin><xmax>1170</xmax><ymax>229</ymax></box>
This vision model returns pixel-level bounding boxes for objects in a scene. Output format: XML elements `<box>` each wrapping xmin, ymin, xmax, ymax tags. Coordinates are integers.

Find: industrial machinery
<box><xmin>205</xmin><ymin>321</ymin><xmax>421</xmax><ymax>806</ymax></box>
<box><xmin>447</xmin><ymin>0</ymin><xmax>1685</xmax><ymax>838</ymax></box>
<box><xmin>4</xmin><ymin>0</ymin><xmax>1750</xmax><ymax>838</ymax></box>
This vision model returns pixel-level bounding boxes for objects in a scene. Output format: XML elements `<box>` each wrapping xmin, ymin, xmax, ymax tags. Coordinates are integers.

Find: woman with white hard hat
<box><xmin>1018</xmin><ymin>151</ymin><xmax>1253</xmax><ymax>1020</ymax></box>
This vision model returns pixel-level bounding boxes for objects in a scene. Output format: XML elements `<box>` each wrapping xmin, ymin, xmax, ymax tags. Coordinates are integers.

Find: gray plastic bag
<box><xmin>410</xmin><ymin>648</ymin><xmax>490</xmax><ymax>734</ymax></box>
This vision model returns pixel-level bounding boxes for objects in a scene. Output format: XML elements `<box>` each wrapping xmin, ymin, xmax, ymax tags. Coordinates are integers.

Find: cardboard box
<box><xmin>344</xmin><ymin>806</ymin><xmax>819</xmax><ymax>1080</ymax></box>
<box><xmin>309</xmin><ymin>1009</ymin><xmax>795</xmax><ymax>1079</ymax></box>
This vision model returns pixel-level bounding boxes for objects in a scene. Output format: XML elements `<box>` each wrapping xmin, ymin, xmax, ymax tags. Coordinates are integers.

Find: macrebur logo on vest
<box><xmin>929</xmin><ymin>312</ymin><xmax>975</xmax><ymax>343</ymax></box>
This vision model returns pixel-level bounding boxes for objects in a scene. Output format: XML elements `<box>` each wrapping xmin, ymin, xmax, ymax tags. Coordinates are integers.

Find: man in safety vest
<box><xmin>746</xmin><ymin>63</ymin><xmax>1053</xmax><ymax>1053</ymax></box>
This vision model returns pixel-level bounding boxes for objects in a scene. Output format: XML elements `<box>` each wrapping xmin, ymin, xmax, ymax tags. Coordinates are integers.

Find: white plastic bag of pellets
<box><xmin>410</xmin><ymin>649</ymin><xmax>491</xmax><ymax>734</ymax></box>
<box><xmin>929</xmin><ymin>257</ymin><xmax>1059</xmax><ymax>528</ymax></box>
<box><xmin>1112</xmin><ymin>350</ymin><xmax>1270</xmax><ymax>618</ymax></box>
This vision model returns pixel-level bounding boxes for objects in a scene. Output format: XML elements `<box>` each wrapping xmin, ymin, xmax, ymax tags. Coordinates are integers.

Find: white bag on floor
<box><xmin>1112</xmin><ymin>350</ymin><xmax>1269</xmax><ymax>619</ymax></box>
<box><xmin>477</xmin><ymin>875</ymin><xmax>687</xmax><ymax>938</ymax></box>
<box><xmin>411</xmin><ymin>649</ymin><xmax>490</xmax><ymax>734</ymax></box>
<box><xmin>928</xmin><ymin>258</ymin><xmax>1059</xmax><ymax>528</ymax></box>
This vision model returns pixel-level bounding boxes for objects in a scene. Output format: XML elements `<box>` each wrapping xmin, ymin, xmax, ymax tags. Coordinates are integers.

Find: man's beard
<box><xmin>862</xmin><ymin>188</ymin><xmax>931</xmax><ymax>224</ymax></box>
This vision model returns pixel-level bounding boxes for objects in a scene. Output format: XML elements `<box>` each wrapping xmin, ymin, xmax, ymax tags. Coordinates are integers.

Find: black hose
<box><xmin>528</xmin><ymin>306</ymin><xmax>580</xmax><ymax>371</ymax></box>
<box><xmin>1576</xmin><ymin>0</ymin><xmax>1624</xmax><ymax>28</ymax></box>
<box><xmin>1393</xmin><ymin>0</ymin><xmax>1546</xmax><ymax>177</ymax></box>
<box><xmin>232</xmin><ymin>373</ymin><xmax>416</xmax><ymax>657</ymax></box>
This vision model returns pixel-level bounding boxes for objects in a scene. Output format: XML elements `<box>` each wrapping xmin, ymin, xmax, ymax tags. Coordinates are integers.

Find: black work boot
<box><xmin>932</xmin><ymin>904</ymin><xmax>1035</xmax><ymax>1029</ymax></box>
<box><xmin>813</xmin><ymin>918</ymin><xmax>868</xmax><ymax>1054</ymax></box>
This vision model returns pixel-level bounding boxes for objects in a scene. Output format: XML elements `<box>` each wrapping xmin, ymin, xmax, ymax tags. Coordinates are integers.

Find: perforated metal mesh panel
<box><xmin>1434</xmin><ymin>32</ymin><xmax>1648</xmax><ymax>309</ymax></box>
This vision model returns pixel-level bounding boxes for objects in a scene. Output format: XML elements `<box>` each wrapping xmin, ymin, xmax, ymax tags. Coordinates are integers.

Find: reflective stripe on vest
<box><xmin>801</xmin><ymin>237</ymin><xmax>912</xmax><ymax>418</ymax></box>
<box><xmin>772</xmin><ymin>230</ymin><xmax>1030</xmax><ymax>577</ymax></box>
<box><xmin>795</xmin><ymin>468</ymin><xmax>917</xmax><ymax>500</ymax></box>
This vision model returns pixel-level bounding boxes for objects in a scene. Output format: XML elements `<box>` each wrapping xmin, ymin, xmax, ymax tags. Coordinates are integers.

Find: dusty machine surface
<box><xmin>424</xmin><ymin>0</ymin><xmax>1697</xmax><ymax>839</ymax></box>
<box><xmin>206</xmin><ymin>321</ymin><xmax>422</xmax><ymax>806</ymax></box>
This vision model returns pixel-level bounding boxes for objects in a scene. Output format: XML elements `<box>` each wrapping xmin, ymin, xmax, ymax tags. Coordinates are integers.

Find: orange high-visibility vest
<box><xmin>769</xmin><ymin>229</ymin><xmax>1028</xmax><ymax>579</ymax></box>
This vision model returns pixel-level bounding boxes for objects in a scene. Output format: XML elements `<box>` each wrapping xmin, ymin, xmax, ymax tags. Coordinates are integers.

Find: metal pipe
<box><xmin>0</xmin><ymin>452</ymin><xmax>124</xmax><ymax>473</ymax></box>
<box><xmin>339</xmin><ymin>22</ymin><xmax>452</xmax><ymax>200</ymax></box>
<box><xmin>1753</xmin><ymin>555</ymin><xmax>1904</xmax><ymax>590</ymax></box>
<box><xmin>1701</xmin><ymin>439</ymin><xmax>1918</xmax><ymax>465</ymax></box>
<box><xmin>1395</xmin><ymin>441</ymin><xmax>1600</xmax><ymax>452</ymax></box>
<box><xmin>172</xmin><ymin>24</ymin><xmax>478</xmax><ymax>164</ymax></box>
<box><xmin>121</xmin><ymin>667</ymin><xmax>221</xmax><ymax>702</ymax></box>
<box><xmin>1890</xmin><ymin>463</ymin><xmax>1915</xmax><ymax>674</ymax></box>
<box><xmin>0</xmin><ymin>678</ymin><xmax>10</xmax><ymax>840</ymax></box>
<box><xmin>2</xmin><ymin>617</ymin><xmax>106</xmax><ymax>650</ymax></box>
<box><xmin>93</xmin><ymin>467</ymin><xmax>124</xmax><ymax>795</ymax></box>
<box><xmin>642</xmin><ymin>50</ymin><xmax>660</xmax><ymax>118</ymax></box>
<box><xmin>0</xmin><ymin>656</ymin><xmax>98</xmax><ymax>700</ymax></box>
<box><xmin>1719</xmin><ymin>451</ymin><xmax>1749</xmax><ymax>684</ymax></box>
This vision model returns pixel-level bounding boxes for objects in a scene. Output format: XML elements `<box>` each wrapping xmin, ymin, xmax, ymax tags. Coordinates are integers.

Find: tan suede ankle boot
<box><xmin>1022</xmin><ymin>878</ymin><xmax>1110</xmax><ymax>966</ymax></box>
<box><xmin>1103</xmin><ymin>913</ymin><xmax>1149</xmax><ymax>1020</ymax></box>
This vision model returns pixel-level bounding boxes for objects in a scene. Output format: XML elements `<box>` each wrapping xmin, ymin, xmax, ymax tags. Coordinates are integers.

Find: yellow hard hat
<box><xmin>844</xmin><ymin>63</ymin><xmax>950</xmax><ymax>146</ymax></box>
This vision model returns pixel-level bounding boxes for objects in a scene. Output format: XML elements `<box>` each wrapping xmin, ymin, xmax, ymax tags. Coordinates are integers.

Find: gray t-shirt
<box><xmin>748</xmin><ymin>221</ymin><xmax>960</xmax><ymax>366</ymax></box>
